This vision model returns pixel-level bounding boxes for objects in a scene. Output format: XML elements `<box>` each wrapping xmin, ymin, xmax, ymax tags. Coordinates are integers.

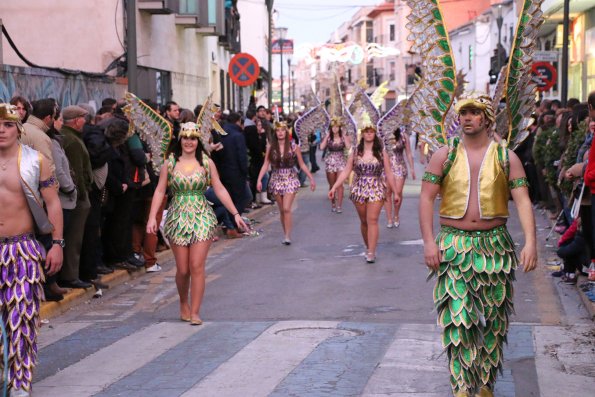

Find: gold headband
<box><xmin>455</xmin><ymin>95</ymin><xmax>496</xmax><ymax>125</ymax></box>
<box><xmin>330</xmin><ymin>116</ymin><xmax>343</xmax><ymax>127</ymax></box>
<box><xmin>274</xmin><ymin>121</ymin><xmax>288</xmax><ymax>129</ymax></box>
<box><xmin>178</xmin><ymin>122</ymin><xmax>202</xmax><ymax>139</ymax></box>
<box><xmin>0</xmin><ymin>103</ymin><xmax>25</xmax><ymax>134</ymax></box>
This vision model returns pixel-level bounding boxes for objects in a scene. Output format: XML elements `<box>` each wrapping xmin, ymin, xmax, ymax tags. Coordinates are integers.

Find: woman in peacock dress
<box><xmin>320</xmin><ymin>117</ymin><xmax>351</xmax><ymax>213</ymax></box>
<box><xmin>384</xmin><ymin>126</ymin><xmax>415</xmax><ymax>228</ymax></box>
<box><xmin>256</xmin><ymin>121</ymin><xmax>315</xmax><ymax>245</ymax></box>
<box><xmin>328</xmin><ymin>115</ymin><xmax>398</xmax><ymax>264</ymax></box>
<box><xmin>146</xmin><ymin>122</ymin><xmax>247</xmax><ymax>325</ymax></box>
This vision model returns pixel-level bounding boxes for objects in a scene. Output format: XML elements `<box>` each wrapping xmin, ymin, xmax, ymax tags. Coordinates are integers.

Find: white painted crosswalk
<box><xmin>35</xmin><ymin>322</ymin><xmax>201</xmax><ymax>396</ymax></box>
<box><xmin>31</xmin><ymin>320</ymin><xmax>595</xmax><ymax>396</ymax></box>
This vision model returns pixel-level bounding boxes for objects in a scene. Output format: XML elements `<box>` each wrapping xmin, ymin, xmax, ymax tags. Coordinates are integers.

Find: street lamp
<box><xmin>266</xmin><ymin>0</ymin><xmax>274</xmax><ymax>109</ymax></box>
<box><xmin>276</xmin><ymin>27</ymin><xmax>288</xmax><ymax>114</ymax></box>
<box><xmin>287</xmin><ymin>58</ymin><xmax>291</xmax><ymax>113</ymax></box>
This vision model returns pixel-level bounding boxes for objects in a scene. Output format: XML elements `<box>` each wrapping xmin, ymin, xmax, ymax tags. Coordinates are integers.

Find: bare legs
<box><xmin>170</xmin><ymin>240</ymin><xmax>212</xmax><ymax>322</ymax></box>
<box><xmin>384</xmin><ymin>182</ymin><xmax>394</xmax><ymax>226</ymax></box>
<box><xmin>353</xmin><ymin>201</ymin><xmax>384</xmax><ymax>258</ymax></box>
<box><xmin>393</xmin><ymin>177</ymin><xmax>405</xmax><ymax>224</ymax></box>
<box><xmin>275</xmin><ymin>193</ymin><xmax>296</xmax><ymax>241</ymax></box>
<box><xmin>384</xmin><ymin>174</ymin><xmax>405</xmax><ymax>226</ymax></box>
<box><xmin>326</xmin><ymin>171</ymin><xmax>343</xmax><ymax>211</ymax></box>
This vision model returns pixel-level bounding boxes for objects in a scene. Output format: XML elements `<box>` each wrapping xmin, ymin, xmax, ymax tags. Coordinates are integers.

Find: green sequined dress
<box><xmin>163</xmin><ymin>156</ymin><xmax>217</xmax><ymax>246</ymax></box>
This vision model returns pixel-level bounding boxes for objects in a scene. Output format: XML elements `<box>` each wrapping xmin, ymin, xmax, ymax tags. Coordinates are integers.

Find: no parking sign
<box><xmin>229</xmin><ymin>53</ymin><xmax>260</xmax><ymax>87</ymax></box>
<box><xmin>531</xmin><ymin>62</ymin><xmax>557</xmax><ymax>92</ymax></box>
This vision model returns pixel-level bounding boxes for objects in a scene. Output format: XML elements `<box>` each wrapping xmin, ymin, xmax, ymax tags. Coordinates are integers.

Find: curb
<box><xmin>40</xmin><ymin>263</ymin><xmax>154</xmax><ymax>320</ymax></box>
<box><xmin>576</xmin><ymin>275</ymin><xmax>595</xmax><ymax>321</ymax></box>
<box><xmin>39</xmin><ymin>202</ymin><xmax>274</xmax><ymax>320</ymax></box>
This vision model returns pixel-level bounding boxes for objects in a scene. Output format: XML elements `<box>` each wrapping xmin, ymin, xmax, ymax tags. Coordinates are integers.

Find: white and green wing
<box><xmin>406</xmin><ymin>0</ymin><xmax>457</xmax><ymax>152</ymax></box>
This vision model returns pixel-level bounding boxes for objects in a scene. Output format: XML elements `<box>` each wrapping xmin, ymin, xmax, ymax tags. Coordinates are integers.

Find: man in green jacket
<box><xmin>59</xmin><ymin>105</ymin><xmax>94</xmax><ymax>289</ymax></box>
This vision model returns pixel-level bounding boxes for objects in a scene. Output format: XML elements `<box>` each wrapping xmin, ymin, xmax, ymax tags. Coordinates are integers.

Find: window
<box><xmin>366</xmin><ymin>21</ymin><xmax>373</xmax><ymax>43</ymax></box>
<box><xmin>389</xmin><ymin>24</ymin><xmax>395</xmax><ymax>41</ymax></box>
<box><xmin>178</xmin><ymin>0</ymin><xmax>198</xmax><ymax>14</ymax></box>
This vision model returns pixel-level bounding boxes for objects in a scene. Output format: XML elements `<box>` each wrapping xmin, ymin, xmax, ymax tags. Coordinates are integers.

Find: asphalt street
<box><xmin>33</xmin><ymin>157</ymin><xmax>595</xmax><ymax>396</ymax></box>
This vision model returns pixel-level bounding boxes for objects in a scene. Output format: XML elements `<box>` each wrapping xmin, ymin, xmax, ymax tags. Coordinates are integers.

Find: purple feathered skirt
<box><xmin>390</xmin><ymin>155</ymin><xmax>408</xmax><ymax>179</ymax></box>
<box><xmin>0</xmin><ymin>232</ymin><xmax>45</xmax><ymax>392</ymax></box>
<box><xmin>268</xmin><ymin>167</ymin><xmax>300</xmax><ymax>196</ymax></box>
<box><xmin>324</xmin><ymin>151</ymin><xmax>347</xmax><ymax>173</ymax></box>
<box><xmin>349</xmin><ymin>175</ymin><xmax>386</xmax><ymax>204</ymax></box>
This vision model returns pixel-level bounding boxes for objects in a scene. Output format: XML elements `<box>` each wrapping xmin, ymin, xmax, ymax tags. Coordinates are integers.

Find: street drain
<box><xmin>274</xmin><ymin>327</ymin><xmax>363</xmax><ymax>339</ymax></box>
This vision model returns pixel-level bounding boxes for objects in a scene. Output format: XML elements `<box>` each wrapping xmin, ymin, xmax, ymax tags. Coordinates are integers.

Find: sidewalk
<box><xmin>539</xmin><ymin>208</ymin><xmax>595</xmax><ymax>321</ymax></box>
<box><xmin>40</xmin><ymin>203</ymin><xmax>274</xmax><ymax>320</ymax></box>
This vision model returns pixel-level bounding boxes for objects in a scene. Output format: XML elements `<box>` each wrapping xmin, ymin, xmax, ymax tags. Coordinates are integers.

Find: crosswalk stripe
<box><xmin>181</xmin><ymin>321</ymin><xmax>339</xmax><ymax>397</ymax></box>
<box><xmin>34</xmin><ymin>322</ymin><xmax>202</xmax><ymax>396</ymax></box>
<box><xmin>362</xmin><ymin>323</ymin><xmax>450</xmax><ymax>396</ymax></box>
<box><xmin>38</xmin><ymin>322</ymin><xmax>93</xmax><ymax>350</ymax></box>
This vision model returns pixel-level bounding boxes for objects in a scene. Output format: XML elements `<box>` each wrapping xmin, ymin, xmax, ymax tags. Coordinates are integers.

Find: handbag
<box><xmin>570</xmin><ymin>182</ymin><xmax>585</xmax><ymax>220</ymax></box>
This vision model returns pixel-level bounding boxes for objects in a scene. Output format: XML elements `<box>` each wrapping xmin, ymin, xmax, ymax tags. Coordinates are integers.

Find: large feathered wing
<box><xmin>124</xmin><ymin>92</ymin><xmax>172</xmax><ymax>172</ymax></box>
<box><xmin>294</xmin><ymin>105</ymin><xmax>331</xmax><ymax>152</ymax></box>
<box><xmin>406</xmin><ymin>0</ymin><xmax>456</xmax><ymax>153</ymax></box>
<box><xmin>349</xmin><ymin>87</ymin><xmax>381</xmax><ymax>129</ymax></box>
<box><xmin>378</xmin><ymin>99</ymin><xmax>408</xmax><ymax>153</ymax></box>
<box><xmin>370</xmin><ymin>81</ymin><xmax>389</xmax><ymax>109</ymax></box>
<box><xmin>196</xmin><ymin>93</ymin><xmax>226</xmax><ymax>152</ymax></box>
<box><xmin>502</xmin><ymin>0</ymin><xmax>544</xmax><ymax>150</ymax></box>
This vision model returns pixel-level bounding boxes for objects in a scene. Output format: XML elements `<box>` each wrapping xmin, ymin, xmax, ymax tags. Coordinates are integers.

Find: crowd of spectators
<box><xmin>8</xmin><ymin>94</ymin><xmax>320</xmax><ymax>302</ymax></box>
<box><xmin>512</xmin><ymin>91</ymin><xmax>595</xmax><ymax>301</ymax></box>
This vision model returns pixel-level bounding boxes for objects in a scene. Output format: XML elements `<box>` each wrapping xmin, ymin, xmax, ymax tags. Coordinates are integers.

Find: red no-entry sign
<box><xmin>531</xmin><ymin>62</ymin><xmax>557</xmax><ymax>92</ymax></box>
<box><xmin>229</xmin><ymin>53</ymin><xmax>260</xmax><ymax>87</ymax></box>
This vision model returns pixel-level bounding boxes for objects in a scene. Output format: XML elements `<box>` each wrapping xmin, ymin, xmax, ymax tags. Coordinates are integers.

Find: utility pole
<box><xmin>496</xmin><ymin>4</ymin><xmax>503</xmax><ymax>73</ymax></box>
<box><xmin>0</xmin><ymin>19</ymin><xmax>4</xmax><ymax>66</ymax></box>
<box><xmin>266</xmin><ymin>0</ymin><xmax>274</xmax><ymax>109</ymax></box>
<box><xmin>287</xmin><ymin>58</ymin><xmax>291</xmax><ymax>113</ymax></box>
<box><xmin>126</xmin><ymin>0</ymin><xmax>138</xmax><ymax>93</ymax></box>
<box><xmin>561</xmin><ymin>0</ymin><xmax>570</xmax><ymax>105</ymax></box>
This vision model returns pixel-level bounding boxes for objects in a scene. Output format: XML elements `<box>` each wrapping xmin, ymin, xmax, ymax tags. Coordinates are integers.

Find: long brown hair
<box><xmin>356</xmin><ymin>128</ymin><xmax>383</xmax><ymax>163</ymax></box>
<box><xmin>268</xmin><ymin>125</ymin><xmax>291</xmax><ymax>162</ymax></box>
<box><xmin>328</xmin><ymin>124</ymin><xmax>343</xmax><ymax>139</ymax></box>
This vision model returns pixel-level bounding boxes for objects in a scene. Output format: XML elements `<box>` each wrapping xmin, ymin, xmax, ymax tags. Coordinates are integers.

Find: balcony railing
<box><xmin>218</xmin><ymin>6</ymin><xmax>241</xmax><ymax>53</ymax></box>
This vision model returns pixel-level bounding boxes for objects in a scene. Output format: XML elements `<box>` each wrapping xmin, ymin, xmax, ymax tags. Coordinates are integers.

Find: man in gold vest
<box><xmin>419</xmin><ymin>94</ymin><xmax>537</xmax><ymax>397</ymax></box>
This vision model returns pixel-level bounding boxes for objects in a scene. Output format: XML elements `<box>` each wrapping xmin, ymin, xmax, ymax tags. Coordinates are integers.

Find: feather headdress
<box><xmin>407</xmin><ymin>0</ymin><xmax>544</xmax><ymax>152</ymax></box>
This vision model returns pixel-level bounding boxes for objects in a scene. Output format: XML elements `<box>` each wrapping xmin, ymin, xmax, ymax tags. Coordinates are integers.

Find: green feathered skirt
<box><xmin>433</xmin><ymin>225</ymin><xmax>517</xmax><ymax>395</ymax></box>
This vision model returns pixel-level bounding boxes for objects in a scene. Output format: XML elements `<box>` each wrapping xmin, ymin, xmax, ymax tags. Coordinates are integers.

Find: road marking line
<box><xmin>181</xmin><ymin>321</ymin><xmax>339</xmax><ymax>397</ymax></box>
<box><xmin>38</xmin><ymin>322</ymin><xmax>93</xmax><ymax>350</ymax></box>
<box><xmin>34</xmin><ymin>322</ymin><xmax>203</xmax><ymax>396</ymax></box>
<box><xmin>362</xmin><ymin>323</ymin><xmax>450</xmax><ymax>395</ymax></box>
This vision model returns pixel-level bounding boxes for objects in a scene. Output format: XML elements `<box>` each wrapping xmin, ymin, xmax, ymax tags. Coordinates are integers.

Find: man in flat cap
<box><xmin>59</xmin><ymin>106</ymin><xmax>94</xmax><ymax>289</ymax></box>
<box><xmin>0</xmin><ymin>103</ymin><xmax>63</xmax><ymax>396</ymax></box>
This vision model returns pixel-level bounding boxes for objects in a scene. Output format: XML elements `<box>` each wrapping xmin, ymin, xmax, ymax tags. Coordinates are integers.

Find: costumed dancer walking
<box><xmin>410</xmin><ymin>0</ymin><xmax>543</xmax><ymax>395</ymax></box>
<box><xmin>320</xmin><ymin>118</ymin><xmax>351</xmax><ymax>213</ymax></box>
<box><xmin>257</xmin><ymin>121</ymin><xmax>315</xmax><ymax>245</ymax></box>
<box><xmin>329</xmin><ymin>111</ymin><xmax>398</xmax><ymax>263</ymax></box>
<box><xmin>127</xmin><ymin>94</ymin><xmax>247</xmax><ymax>325</ymax></box>
<box><xmin>0</xmin><ymin>103</ymin><xmax>64</xmax><ymax>396</ymax></box>
<box><xmin>384</xmin><ymin>127</ymin><xmax>415</xmax><ymax>228</ymax></box>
